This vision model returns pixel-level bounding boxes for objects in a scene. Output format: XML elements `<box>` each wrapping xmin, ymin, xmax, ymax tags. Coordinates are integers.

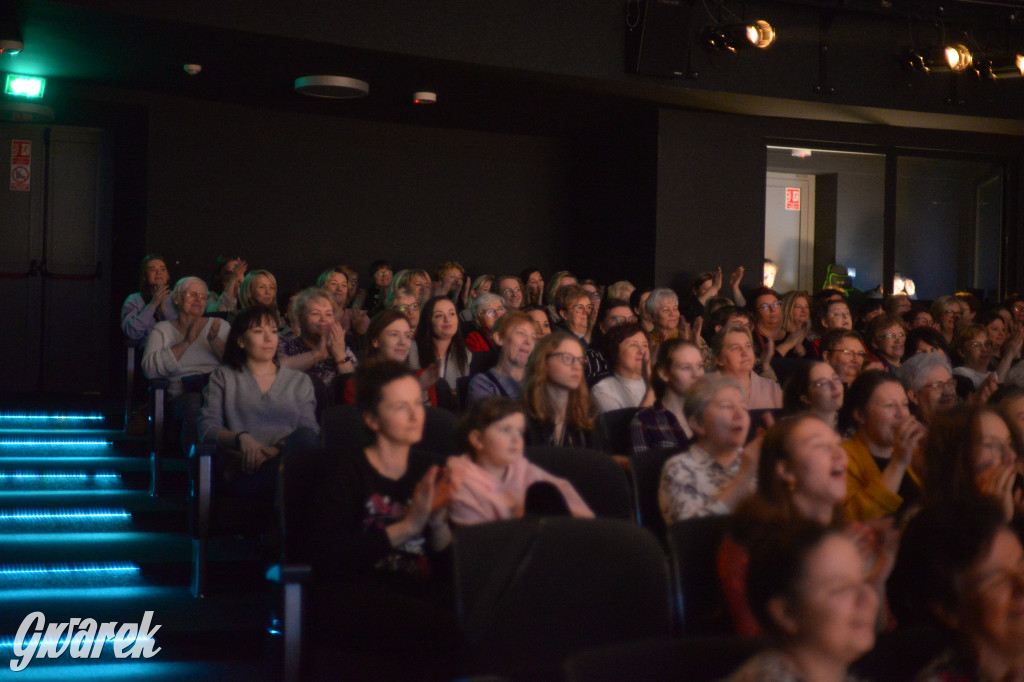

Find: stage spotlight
<box><xmin>703</xmin><ymin>20</ymin><xmax>775</xmax><ymax>52</ymax></box>
<box><xmin>906</xmin><ymin>44</ymin><xmax>973</xmax><ymax>73</ymax></box>
<box><xmin>977</xmin><ymin>53</ymin><xmax>1024</xmax><ymax>79</ymax></box>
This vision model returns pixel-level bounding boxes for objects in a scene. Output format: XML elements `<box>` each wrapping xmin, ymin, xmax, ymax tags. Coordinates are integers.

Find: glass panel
<box><xmin>766</xmin><ymin>147</ymin><xmax>885</xmax><ymax>294</ymax></box>
<box><xmin>895</xmin><ymin>157</ymin><xmax>1002</xmax><ymax>301</ymax></box>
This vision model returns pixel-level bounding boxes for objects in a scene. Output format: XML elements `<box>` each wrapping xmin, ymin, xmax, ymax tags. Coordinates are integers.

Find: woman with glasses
<box><xmin>523</xmin><ymin>331</ymin><xmax>595</xmax><ymax>447</ymax></box>
<box><xmin>363</xmin><ymin>259</ymin><xmax>393</xmax><ymax>314</ymax></box>
<box><xmin>897</xmin><ymin>352</ymin><xmax>957</xmax><ymax>426</ymax></box>
<box><xmin>495</xmin><ymin>275</ymin><xmax>525</xmax><ymax>311</ymax></box>
<box><xmin>142</xmin><ymin>276</ymin><xmax>229</xmax><ymax>455</ymax></box>
<box><xmin>821</xmin><ymin>329</ymin><xmax>869</xmax><ymax>388</ymax></box>
<box><xmin>556</xmin><ymin>284</ymin><xmax>596</xmax><ymax>344</ymax></box>
<box><xmin>782</xmin><ymin>361</ymin><xmax>844</xmax><ymax>428</ymax></box>
<box><xmin>386</xmin><ymin>287</ymin><xmax>421</xmax><ymax>332</ymax></box>
<box><xmin>838</xmin><ymin>370</ymin><xmax>925</xmax><ymax>520</ymax></box>
<box><xmin>865</xmin><ymin>314</ymin><xmax>907</xmax><ymax>372</ymax></box>
<box><xmin>750</xmin><ymin>287</ymin><xmax>810</xmax><ymax>365</ymax></box>
<box><xmin>629</xmin><ymin>338</ymin><xmax>704</xmax><ymax>455</ymax></box>
<box><xmin>465</xmin><ymin>293</ymin><xmax>507</xmax><ymax>354</ymax></box>
<box><xmin>712</xmin><ymin>326</ymin><xmax>782</xmax><ymax>410</ymax></box>
<box><xmin>931</xmin><ymin>295</ymin><xmax>963</xmax><ymax>347</ymax></box>
<box><xmin>954</xmin><ymin>323</ymin><xmax>998</xmax><ymax>390</ymax></box>
<box><xmin>658</xmin><ymin>373</ymin><xmax>759</xmax><ymax>524</ymax></box>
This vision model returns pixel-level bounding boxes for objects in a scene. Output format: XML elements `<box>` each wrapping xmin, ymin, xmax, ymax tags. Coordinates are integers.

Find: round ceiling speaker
<box><xmin>294</xmin><ymin>75</ymin><xmax>369</xmax><ymax>99</ymax></box>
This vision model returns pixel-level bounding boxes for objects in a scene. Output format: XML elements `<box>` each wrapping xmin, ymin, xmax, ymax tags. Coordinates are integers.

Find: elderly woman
<box><xmin>896</xmin><ymin>352</ymin><xmax>957</xmax><ymax>426</ymax></box>
<box><xmin>363</xmin><ymin>259</ymin><xmax>393</xmax><ymax>313</ymax></box>
<box><xmin>467</xmin><ymin>311</ymin><xmax>536</xmax><ymax>404</ymax></box>
<box><xmin>519</xmin><ymin>268</ymin><xmax>544</xmax><ymax>306</ymax></box>
<box><xmin>865</xmin><ymin>313</ymin><xmax>907</xmax><ymax>372</ymax></box>
<box><xmin>122</xmin><ymin>254</ymin><xmax>177</xmax><ymax>341</ymax></box>
<box><xmin>629</xmin><ymin>338</ymin><xmax>704</xmax><ymax>455</ymax></box>
<box><xmin>782</xmin><ymin>361</ymin><xmax>844</xmax><ymax>428</ymax></box>
<box><xmin>931</xmin><ymin>295</ymin><xmax>963</xmax><ymax>346</ymax></box>
<box><xmin>495</xmin><ymin>275</ymin><xmax>525</xmax><ymax>311</ymax></box>
<box><xmin>523</xmin><ymin>331</ymin><xmax>595</xmax><ymax>448</ymax></box>
<box><xmin>888</xmin><ymin>499</ymin><xmax>1024</xmax><ymax>682</ymax></box>
<box><xmin>277</xmin><ymin>288</ymin><xmax>357</xmax><ymax>391</ymax></box>
<box><xmin>464</xmin><ymin>292</ymin><xmax>506</xmax><ymax>354</ymax></box>
<box><xmin>712</xmin><ymin>326</ymin><xmax>782</xmax><ymax>410</ymax></box>
<box><xmin>317</xmin><ymin>266</ymin><xmax>370</xmax><ymax>336</ymax></box>
<box><xmin>645</xmin><ymin>287</ymin><xmax>682</xmax><ymax>351</ymax></box>
<box><xmin>198</xmin><ymin>305</ymin><xmax>318</xmax><ymax>508</ymax></box>
<box><xmin>412</xmin><ymin>296</ymin><xmax>471</xmax><ymax>394</ymax></box>
<box><xmin>460</xmin><ymin>274</ymin><xmax>495</xmax><ymax>324</ymax></box>
<box><xmin>446</xmin><ymin>397</ymin><xmax>593</xmax><ymax>524</ymax></box>
<box><xmin>590</xmin><ymin>322</ymin><xmax>651</xmax><ymax>414</ymax></box>
<box><xmin>556</xmin><ymin>284</ymin><xmax>595</xmax><ymax>344</ymax></box>
<box><xmin>142</xmin><ymin>276</ymin><xmax>229</xmax><ymax>455</ymax></box>
<box><xmin>821</xmin><ymin>329</ymin><xmax>869</xmax><ymax>387</ymax></box>
<box><xmin>658</xmin><ymin>374</ymin><xmax>758</xmax><ymax>524</ymax></box>
<box><xmin>838</xmin><ymin>370</ymin><xmax>925</xmax><ymax>520</ymax></box>
<box><xmin>722</xmin><ymin>519</ymin><xmax>878</xmax><ymax>682</ymax></box>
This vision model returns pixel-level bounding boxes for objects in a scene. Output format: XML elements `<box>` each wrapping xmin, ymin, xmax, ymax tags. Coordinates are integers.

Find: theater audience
<box><xmin>712</xmin><ymin>326</ymin><xmax>783</xmax><ymax>410</ymax></box>
<box><xmin>445</xmin><ymin>397</ymin><xmax>593</xmax><ymax>524</ymax></box>
<box><xmin>364</xmin><ymin>259</ymin><xmax>393</xmax><ymax>313</ymax></box>
<box><xmin>317</xmin><ymin>266</ymin><xmax>370</xmax><ymax>335</ymax></box>
<box><xmin>434</xmin><ymin>262</ymin><xmax>466</xmax><ymax>305</ymax></box>
<box><xmin>838</xmin><ymin>370</ymin><xmax>925</xmax><ymax>520</ymax></box>
<box><xmin>198</xmin><ymin>305</ymin><xmax>318</xmax><ymax>510</ymax></box>
<box><xmin>629</xmin><ymin>338</ymin><xmax>703</xmax><ymax>455</ymax></box>
<box><xmin>544</xmin><ymin>270</ymin><xmax>577</xmax><ymax>320</ymax></box>
<box><xmin>362</xmin><ymin>311</ymin><xmax>414</xmax><ymax>366</ymax></box>
<box><xmin>556</xmin><ymin>284</ymin><xmax>596</xmax><ymax>345</ymax></box>
<box><xmin>523</xmin><ymin>331</ymin><xmax>594</xmax><ymax>447</ymax></box>
<box><xmin>466</xmin><ymin>311</ymin><xmax>536</xmax><ymax>404</ymax></box>
<box><xmin>142</xmin><ymin>276</ymin><xmax>229</xmax><ymax>455</ymax></box>
<box><xmin>658</xmin><ymin>374</ymin><xmax>759</xmax><ymax>524</ymax></box>
<box><xmin>645</xmin><ymin>287</ymin><xmax>683</xmax><ymax>351</ymax></box>
<box><xmin>122</xmin><ymin>254</ymin><xmax>176</xmax><ymax>340</ymax></box>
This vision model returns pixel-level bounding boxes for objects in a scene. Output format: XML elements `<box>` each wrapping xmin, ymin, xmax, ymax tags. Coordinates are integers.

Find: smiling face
<box><xmin>497</xmin><ymin>278</ymin><xmax>524</xmax><ymax>310</ymax></box>
<box><xmin>372</xmin><ymin>318</ymin><xmax>414</xmax><ymax>363</ymax></box>
<box><xmin>909</xmin><ymin>365</ymin><xmax>956</xmax><ymax>423</ymax></box>
<box><xmin>526</xmin><ymin>271</ymin><xmax>544</xmax><ymax>298</ymax></box>
<box><xmin>392</xmin><ymin>294</ymin><xmax>421</xmax><ymax>330</ymax></box>
<box><xmin>873</xmin><ymin>324</ymin><xmax>906</xmax><ymax>363</ymax></box>
<box><xmin>145</xmin><ymin>259</ymin><xmax>169</xmax><ymax>289</ymax></box>
<box><xmin>692</xmin><ymin>386</ymin><xmax>750</xmax><ymax>451</ymax></box>
<box><xmin>989</xmin><ymin>318</ymin><xmax>1009</xmax><ymax>351</ymax></box>
<box><xmin>527</xmin><ymin>309</ymin><xmax>551</xmax><ymax>338</ymax></box>
<box><xmin>825</xmin><ymin>337</ymin><xmax>866</xmax><ymax>385</ymax></box>
<box><xmin>616</xmin><ymin>331</ymin><xmax>649</xmax><ymax>377</ymax></box>
<box><xmin>238</xmin><ymin>318</ymin><xmax>279</xmax><ymax>363</ymax></box>
<box><xmin>856</xmin><ymin>380</ymin><xmax>910</xmax><ymax>448</ymax></box>
<box><xmin>911</xmin><ymin>311</ymin><xmax>935</xmax><ymax>329</ymax></box>
<box><xmin>301</xmin><ymin>298</ymin><xmax>335</xmax><ymax>340</ymax></box>
<box><xmin>653</xmin><ymin>296</ymin><xmax>680</xmax><ymax>332</ymax></box>
<box><xmin>409</xmin><ymin>274</ymin><xmax>431</xmax><ymax>303</ymax></box>
<box><xmin>972</xmin><ymin>412</ymin><xmax>1018</xmax><ymax>483</ymax></box>
<box><xmin>177</xmin><ymin>280</ymin><xmax>209</xmax><ymax>317</ymax></box>
<box><xmin>805</xmin><ymin>362</ymin><xmax>844</xmax><ymax>414</ymax></box>
<box><xmin>364</xmin><ymin>375</ymin><xmax>425</xmax><ymax>447</ymax></box>
<box><xmin>430</xmin><ymin>299</ymin><xmax>458</xmax><ymax>340</ymax></box>
<box><xmin>496</xmin><ymin>320</ymin><xmax>536</xmax><ymax>368</ymax></box>
<box><xmin>250</xmin><ymin>274</ymin><xmax>277</xmax><ymax>307</ymax></box>
<box><xmin>939</xmin><ymin>304</ymin><xmax>962</xmax><ymax>335</ymax></box>
<box><xmin>470</xmin><ymin>412</ymin><xmax>527</xmax><ymax>477</ymax></box>
<box><xmin>562</xmin><ymin>296</ymin><xmax>592</xmax><ymax>335</ymax></box>
<box><xmin>479</xmin><ymin>299</ymin><xmax>507</xmax><ymax>332</ymax></box>
<box><xmin>717</xmin><ymin>330</ymin><xmax>755</xmax><ymax>376</ymax></box>
<box><xmin>962</xmin><ymin>331</ymin><xmax>993</xmax><ymax>371</ymax></box>
<box><xmin>779</xmin><ymin>417</ymin><xmax>848</xmax><ymax>517</ymax></box>
<box><xmin>322</xmin><ymin>272</ymin><xmax>349</xmax><ymax>308</ymax></box>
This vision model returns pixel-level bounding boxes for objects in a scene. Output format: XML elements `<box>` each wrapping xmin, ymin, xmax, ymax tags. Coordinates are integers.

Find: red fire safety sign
<box><xmin>10</xmin><ymin>140</ymin><xmax>31</xmax><ymax>192</ymax></box>
<box><xmin>785</xmin><ymin>187</ymin><xmax>800</xmax><ymax>211</ymax></box>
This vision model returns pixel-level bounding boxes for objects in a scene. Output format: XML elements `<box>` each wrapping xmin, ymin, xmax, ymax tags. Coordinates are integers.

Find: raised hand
<box><xmin>892</xmin><ymin>416</ymin><xmax>926</xmax><ymax>467</ymax></box>
<box><xmin>407</xmin><ymin>465</ymin><xmax>440</xmax><ymax>530</ymax></box>
<box><xmin>207</xmin><ymin>318</ymin><xmax>222</xmax><ymax>341</ymax></box>
<box><xmin>728</xmin><ymin>266</ymin><xmax>745</xmax><ymax>291</ymax></box>
<box><xmin>152</xmin><ymin>284</ymin><xmax>170</xmax><ymax>307</ymax></box>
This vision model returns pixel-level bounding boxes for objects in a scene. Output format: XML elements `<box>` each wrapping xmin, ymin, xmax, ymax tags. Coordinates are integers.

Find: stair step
<box><xmin>0</xmin><ymin>660</ymin><xmax>265</xmax><ymax>682</ymax></box>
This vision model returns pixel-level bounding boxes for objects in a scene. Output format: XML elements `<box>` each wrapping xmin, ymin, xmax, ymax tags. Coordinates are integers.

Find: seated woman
<box><xmin>520</xmin><ymin>268</ymin><xmax>544</xmax><ymax>307</ymax></box>
<box><xmin>434</xmin><ymin>261</ymin><xmax>466</xmax><ymax>306</ymax></box>
<box><xmin>904</xmin><ymin>305</ymin><xmax>935</xmax><ymax>330</ymax></box>
<box><xmin>865</xmin><ymin>314</ymin><xmax>907</xmax><ymax>372</ymax></box>
<box><xmin>780</xmin><ymin>289</ymin><xmax>814</xmax><ymax>351</ymax></box>
<box><xmin>464</xmin><ymin>292</ymin><xmax>506</xmax><ymax>354</ymax></box>
<box><xmin>237</xmin><ymin>268</ymin><xmax>280</xmax><ymax>324</ymax></box>
<box><xmin>712</xmin><ymin>325</ymin><xmax>783</xmax><ymax>410</ymax></box>
<box><xmin>361</xmin><ymin>310</ymin><xmax>414</xmax><ymax>366</ymax></box>
<box><xmin>521</xmin><ymin>304</ymin><xmax>553</xmax><ymax>338</ymax></box>
<box><xmin>523</xmin><ymin>331</ymin><xmax>595</xmax><ymax>447</ymax></box>
<box><xmin>931</xmin><ymin>295</ymin><xmax>963</xmax><ymax>347</ymax></box>
<box><xmin>782</xmin><ymin>361</ymin><xmax>844</xmax><ymax>428</ymax></box>
<box><xmin>467</xmin><ymin>311</ymin><xmax>536</xmax><ymax>404</ymax></box>
<box><xmin>896</xmin><ymin>353</ymin><xmax>957</xmax><ymax>426</ymax></box>
<box><xmin>888</xmin><ymin>499</ymin><xmax>1024</xmax><ymax>682</ymax></box>
<box><xmin>750</xmin><ymin>286</ymin><xmax>810</xmax><ymax>362</ymax></box>
<box><xmin>543</xmin><ymin>270</ymin><xmax>578</xmax><ymax>321</ymax></box>
<box><xmin>122</xmin><ymin>254</ymin><xmax>176</xmax><ymax>341</ymax></box>
<box><xmin>821</xmin><ymin>329</ymin><xmax>869</xmax><ymax>388</ymax></box>
<box><xmin>838</xmin><ymin>370</ymin><xmax>925</xmax><ymax>521</ymax></box>
<box><xmin>306</xmin><ymin>361</ymin><xmax>456</xmax><ymax>678</ymax></box>
<box><xmin>206</xmin><ymin>255</ymin><xmax>247</xmax><ymax>313</ymax></box>
<box><xmin>386</xmin><ymin>286</ymin><xmax>422</xmax><ymax>334</ymax></box>
<box><xmin>142</xmin><ymin>276</ymin><xmax>230</xmax><ymax>455</ymax></box>
<box><xmin>953</xmin><ymin>323</ymin><xmax>997</xmax><ymax>390</ymax></box>
<box><xmin>590</xmin><ymin>322</ymin><xmax>651</xmax><ymax>414</ymax></box>
<box><xmin>277</xmin><ymin>288</ymin><xmax>357</xmax><ymax>392</ymax></box>
<box><xmin>459</xmin><ymin>274</ymin><xmax>494</xmax><ymax>324</ymax></box>
<box><xmin>412</xmin><ymin>296</ymin><xmax>471</xmax><ymax>397</ymax></box>
<box><xmin>556</xmin><ymin>284</ymin><xmax>596</xmax><ymax>343</ymax></box>
<box><xmin>363</xmin><ymin>259</ymin><xmax>393</xmax><ymax>314</ymax></box>
<box><xmin>923</xmin><ymin>405</ymin><xmax>1024</xmax><ymax>525</ymax></box>
<box><xmin>644</xmin><ymin>287</ymin><xmax>683</xmax><ymax>352</ymax></box>
<box><xmin>495</xmin><ymin>275</ymin><xmax>525</xmax><ymax>311</ymax></box>
<box><xmin>197</xmin><ymin>305</ymin><xmax>318</xmax><ymax>510</ymax></box>
<box><xmin>629</xmin><ymin>338</ymin><xmax>704</xmax><ymax>456</ymax></box>
<box><xmin>446</xmin><ymin>397</ymin><xmax>593</xmax><ymax>524</ymax></box>
<box><xmin>317</xmin><ymin>266</ymin><xmax>370</xmax><ymax>336</ymax></box>
<box><xmin>658</xmin><ymin>374</ymin><xmax>757</xmax><ymax>524</ymax></box>
<box><xmin>722</xmin><ymin>518</ymin><xmax>878</xmax><ymax>682</ymax></box>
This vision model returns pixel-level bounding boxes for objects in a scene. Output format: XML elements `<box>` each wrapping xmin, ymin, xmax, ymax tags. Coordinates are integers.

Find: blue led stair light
<box><xmin>0</xmin><ymin>412</ymin><xmax>104</xmax><ymax>422</ymax></box>
<box><xmin>0</xmin><ymin>562</ymin><xmax>139</xmax><ymax>577</ymax></box>
<box><xmin>0</xmin><ymin>508</ymin><xmax>131</xmax><ymax>521</ymax></box>
<box><xmin>0</xmin><ymin>471</ymin><xmax>120</xmax><ymax>482</ymax></box>
<box><xmin>0</xmin><ymin>438</ymin><xmax>112</xmax><ymax>447</ymax></box>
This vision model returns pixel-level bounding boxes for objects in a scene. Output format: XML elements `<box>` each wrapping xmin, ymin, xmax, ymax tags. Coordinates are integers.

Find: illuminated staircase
<box><xmin>0</xmin><ymin>411</ymin><xmax>269</xmax><ymax>681</ymax></box>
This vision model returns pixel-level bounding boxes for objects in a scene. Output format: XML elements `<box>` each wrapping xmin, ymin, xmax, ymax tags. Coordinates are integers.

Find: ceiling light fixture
<box><xmin>703</xmin><ymin>20</ymin><xmax>775</xmax><ymax>52</ymax></box>
<box><xmin>412</xmin><ymin>91</ymin><xmax>436</xmax><ymax>104</ymax></box>
<box><xmin>0</xmin><ymin>39</ymin><xmax>22</xmax><ymax>56</ymax></box>
<box><xmin>906</xmin><ymin>43</ymin><xmax>974</xmax><ymax>73</ymax></box>
<box><xmin>294</xmin><ymin>75</ymin><xmax>369</xmax><ymax>99</ymax></box>
<box><xmin>977</xmin><ymin>53</ymin><xmax>1024</xmax><ymax>79</ymax></box>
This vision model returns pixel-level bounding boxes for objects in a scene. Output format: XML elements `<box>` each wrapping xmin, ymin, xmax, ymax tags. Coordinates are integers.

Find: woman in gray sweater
<box><xmin>199</xmin><ymin>305</ymin><xmax>319</xmax><ymax>506</ymax></box>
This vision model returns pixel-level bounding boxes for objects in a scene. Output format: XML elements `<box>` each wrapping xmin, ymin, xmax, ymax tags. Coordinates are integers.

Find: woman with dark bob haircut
<box><xmin>888</xmin><ymin>498</ymin><xmax>1024</xmax><ymax>681</ymax></box>
<box><xmin>198</xmin><ymin>305</ymin><xmax>318</xmax><ymax>507</ymax></box>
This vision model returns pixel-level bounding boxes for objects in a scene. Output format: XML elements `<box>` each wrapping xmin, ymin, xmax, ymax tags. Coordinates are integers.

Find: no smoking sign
<box><xmin>10</xmin><ymin>139</ymin><xmax>31</xmax><ymax>192</ymax></box>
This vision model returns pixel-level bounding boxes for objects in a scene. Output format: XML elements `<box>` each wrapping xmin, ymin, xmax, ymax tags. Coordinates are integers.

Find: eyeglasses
<box><xmin>920</xmin><ymin>379</ymin><xmax>956</xmax><ymax>393</ymax></box>
<box><xmin>501</xmin><ymin>287</ymin><xmax>522</xmax><ymax>296</ymax></box>
<box><xmin>832</xmin><ymin>349</ymin><xmax>866</xmax><ymax>360</ymax></box>
<box><xmin>482</xmin><ymin>307</ymin><xmax>507</xmax><ymax>318</ymax></box>
<box><xmin>571</xmin><ymin>304</ymin><xmax>595</xmax><ymax>314</ymax></box>
<box><xmin>587</xmin><ymin>291</ymin><xmax>601</xmax><ymax>299</ymax></box>
<box><xmin>608</xmin><ymin>315</ymin><xmax>639</xmax><ymax>326</ymax></box>
<box><xmin>393</xmin><ymin>303</ymin><xmax>420</xmax><ymax>313</ymax></box>
<box><xmin>943</xmin><ymin>309</ymin><xmax>962</xmax><ymax>318</ymax></box>
<box><xmin>878</xmin><ymin>332</ymin><xmax>906</xmax><ymax>341</ymax></box>
<box><xmin>966</xmin><ymin>341</ymin><xmax>993</xmax><ymax>350</ymax></box>
<box><xmin>184</xmin><ymin>291</ymin><xmax>209</xmax><ymax>301</ymax></box>
<box><xmin>547</xmin><ymin>352</ymin><xmax>586</xmax><ymax>367</ymax></box>
<box><xmin>810</xmin><ymin>376</ymin><xmax>843</xmax><ymax>389</ymax></box>
<box><xmin>757</xmin><ymin>301</ymin><xmax>782</xmax><ymax>311</ymax></box>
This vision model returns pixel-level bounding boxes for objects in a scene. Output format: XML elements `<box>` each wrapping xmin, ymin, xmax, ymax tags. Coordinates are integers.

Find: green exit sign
<box><xmin>4</xmin><ymin>74</ymin><xmax>46</xmax><ymax>98</ymax></box>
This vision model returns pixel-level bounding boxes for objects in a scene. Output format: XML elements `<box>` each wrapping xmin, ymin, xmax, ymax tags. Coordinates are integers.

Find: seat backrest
<box><xmin>593</xmin><ymin>407</ymin><xmax>641</xmax><ymax>455</ymax></box>
<box><xmin>525</xmin><ymin>446</ymin><xmax>633</xmax><ymax>520</ymax></box>
<box><xmin>280</xmin><ymin>445</ymin><xmax>334</xmax><ymax>564</ymax></box>
<box><xmin>320</xmin><ymin>403</ymin><xmax>458</xmax><ymax>455</ymax></box>
<box><xmin>564</xmin><ymin>634</ymin><xmax>763</xmax><ymax>682</ymax></box>
<box><xmin>629</xmin><ymin>447</ymin><xmax>678</xmax><ymax>538</ymax></box>
<box><xmin>454</xmin><ymin>517</ymin><xmax>673</xmax><ymax>681</ymax></box>
<box><xmin>666</xmin><ymin>515</ymin><xmax>732</xmax><ymax>635</ymax></box>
